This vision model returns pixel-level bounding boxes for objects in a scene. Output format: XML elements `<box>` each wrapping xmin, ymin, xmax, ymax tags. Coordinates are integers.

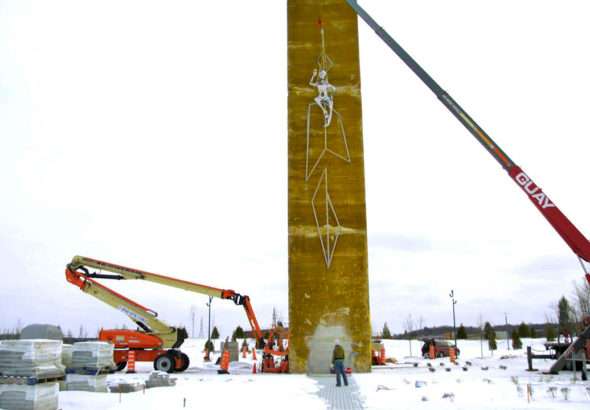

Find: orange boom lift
<box><xmin>66</xmin><ymin>256</ymin><xmax>287</xmax><ymax>373</ymax></box>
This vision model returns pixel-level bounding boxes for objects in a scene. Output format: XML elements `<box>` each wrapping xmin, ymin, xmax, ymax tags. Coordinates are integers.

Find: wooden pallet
<box><xmin>0</xmin><ymin>375</ymin><xmax>65</xmax><ymax>386</ymax></box>
<box><xmin>65</xmin><ymin>366</ymin><xmax>115</xmax><ymax>375</ymax></box>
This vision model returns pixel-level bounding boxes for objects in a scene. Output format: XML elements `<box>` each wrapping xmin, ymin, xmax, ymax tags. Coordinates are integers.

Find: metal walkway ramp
<box><xmin>312</xmin><ymin>375</ymin><xmax>365</xmax><ymax>410</ymax></box>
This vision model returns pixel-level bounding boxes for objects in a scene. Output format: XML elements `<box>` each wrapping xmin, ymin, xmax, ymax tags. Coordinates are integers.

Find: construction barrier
<box><xmin>127</xmin><ymin>351</ymin><xmax>136</xmax><ymax>374</ymax></box>
<box><xmin>218</xmin><ymin>350</ymin><xmax>230</xmax><ymax>374</ymax></box>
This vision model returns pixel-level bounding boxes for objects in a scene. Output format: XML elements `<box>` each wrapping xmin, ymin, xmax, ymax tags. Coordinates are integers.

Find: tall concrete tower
<box><xmin>287</xmin><ymin>0</ymin><xmax>371</xmax><ymax>373</ymax></box>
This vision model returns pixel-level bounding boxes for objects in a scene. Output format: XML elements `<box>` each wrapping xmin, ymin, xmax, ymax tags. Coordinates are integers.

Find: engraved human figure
<box><xmin>309</xmin><ymin>68</ymin><xmax>336</xmax><ymax>127</ymax></box>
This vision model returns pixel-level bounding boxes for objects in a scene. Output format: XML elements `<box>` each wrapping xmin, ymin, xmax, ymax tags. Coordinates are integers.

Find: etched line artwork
<box><xmin>311</xmin><ymin>168</ymin><xmax>342</xmax><ymax>269</ymax></box>
<box><xmin>305</xmin><ymin>23</ymin><xmax>350</xmax><ymax>182</ymax></box>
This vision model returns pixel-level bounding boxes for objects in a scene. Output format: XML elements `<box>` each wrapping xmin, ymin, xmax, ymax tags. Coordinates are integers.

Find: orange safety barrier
<box><xmin>127</xmin><ymin>350</ymin><xmax>136</xmax><ymax>373</ymax></box>
<box><xmin>218</xmin><ymin>350</ymin><xmax>230</xmax><ymax>374</ymax></box>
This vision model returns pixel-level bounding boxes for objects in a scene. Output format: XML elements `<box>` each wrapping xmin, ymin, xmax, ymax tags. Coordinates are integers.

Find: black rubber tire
<box><xmin>115</xmin><ymin>361</ymin><xmax>127</xmax><ymax>372</ymax></box>
<box><xmin>154</xmin><ymin>354</ymin><xmax>175</xmax><ymax>373</ymax></box>
<box><xmin>176</xmin><ymin>353</ymin><xmax>190</xmax><ymax>372</ymax></box>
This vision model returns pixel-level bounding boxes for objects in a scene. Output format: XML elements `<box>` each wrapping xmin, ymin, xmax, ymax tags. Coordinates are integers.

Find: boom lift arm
<box><xmin>66</xmin><ymin>261</ymin><xmax>187</xmax><ymax>349</ymax></box>
<box><xmin>66</xmin><ymin>255</ymin><xmax>264</xmax><ymax>344</ymax></box>
<box><xmin>346</xmin><ymin>1</ymin><xmax>590</xmax><ymax>283</ymax></box>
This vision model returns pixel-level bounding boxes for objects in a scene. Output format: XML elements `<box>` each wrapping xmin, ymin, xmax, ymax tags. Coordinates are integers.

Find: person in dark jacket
<box><xmin>332</xmin><ymin>339</ymin><xmax>348</xmax><ymax>387</ymax></box>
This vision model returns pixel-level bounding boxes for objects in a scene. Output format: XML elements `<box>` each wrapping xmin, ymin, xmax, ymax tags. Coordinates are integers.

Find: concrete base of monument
<box><xmin>307</xmin><ymin>323</ymin><xmax>352</xmax><ymax>374</ymax></box>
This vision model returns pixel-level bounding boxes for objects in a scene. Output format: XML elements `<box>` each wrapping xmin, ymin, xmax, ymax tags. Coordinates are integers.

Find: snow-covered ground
<box><xmin>58</xmin><ymin>338</ymin><xmax>590</xmax><ymax>409</ymax></box>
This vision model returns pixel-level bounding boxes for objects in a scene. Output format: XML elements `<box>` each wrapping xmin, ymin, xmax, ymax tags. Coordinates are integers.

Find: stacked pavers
<box><xmin>65</xmin><ymin>342</ymin><xmax>114</xmax><ymax>393</ymax></box>
<box><xmin>70</xmin><ymin>342</ymin><xmax>115</xmax><ymax>370</ymax></box>
<box><xmin>145</xmin><ymin>371</ymin><xmax>176</xmax><ymax>388</ymax></box>
<box><xmin>64</xmin><ymin>374</ymin><xmax>108</xmax><ymax>393</ymax></box>
<box><xmin>0</xmin><ymin>340</ymin><xmax>63</xmax><ymax>410</ymax></box>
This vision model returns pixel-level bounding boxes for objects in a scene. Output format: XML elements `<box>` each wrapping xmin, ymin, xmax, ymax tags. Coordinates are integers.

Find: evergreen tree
<box><xmin>558</xmin><ymin>296</ymin><xmax>572</xmax><ymax>337</ymax></box>
<box><xmin>232</xmin><ymin>326</ymin><xmax>245</xmax><ymax>340</ymax></box>
<box><xmin>518</xmin><ymin>322</ymin><xmax>530</xmax><ymax>338</ymax></box>
<box><xmin>204</xmin><ymin>339</ymin><xmax>214</xmax><ymax>352</ymax></box>
<box><xmin>484</xmin><ymin>322</ymin><xmax>495</xmax><ymax>340</ymax></box>
<box><xmin>488</xmin><ymin>331</ymin><xmax>497</xmax><ymax>353</ymax></box>
<box><xmin>211</xmin><ymin>326</ymin><xmax>220</xmax><ymax>339</ymax></box>
<box><xmin>544</xmin><ymin>324</ymin><xmax>556</xmax><ymax>341</ymax></box>
<box><xmin>381</xmin><ymin>322</ymin><xmax>392</xmax><ymax>339</ymax></box>
<box><xmin>530</xmin><ymin>327</ymin><xmax>537</xmax><ymax>338</ymax></box>
<box><xmin>511</xmin><ymin>329</ymin><xmax>522</xmax><ymax>349</ymax></box>
<box><xmin>457</xmin><ymin>324</ymin><xmax>468</xmax><ymax>339</ymax></box>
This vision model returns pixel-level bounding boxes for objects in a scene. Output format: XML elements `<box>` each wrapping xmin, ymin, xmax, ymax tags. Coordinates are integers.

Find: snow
<box><xmin>58</xmin><ymin>338</ymin><xmax>590</xmax><ymax>409</ymax></box>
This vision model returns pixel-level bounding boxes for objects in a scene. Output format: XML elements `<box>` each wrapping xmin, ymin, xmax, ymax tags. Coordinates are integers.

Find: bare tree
<box><xmin>418</xmin><ymin>316</ymin><xmax>424</xmax><ymax>333</ymax></box>
<box><xmin>404</xmin><ymin>314</ymin><xmax>415</xmax><ymax>356</ymax></box>
<box><xmin>477</xmin><ymin>313</ymin><xmax>484</xmax><ymax>358</ymax></box>
<box><xmin>572</xmin><ymin>278</ymin><xmax>590</xmax><ymax>319</ymax></box>
<box><xmin>190</xmin><ymin>305</ymin><xmax>197</xmax><ymax>338</ymax></box>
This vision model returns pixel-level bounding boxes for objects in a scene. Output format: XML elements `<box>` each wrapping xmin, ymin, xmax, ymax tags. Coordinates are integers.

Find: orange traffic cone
<box><xmin>127</xmin><ymin>350</ymin><xmax>136</xmax><ymax>374</ymax></box>
<box><xmin>252</xmin><ymin>347</ymin><xmax>257</xmax><ymax>361</ymax></box>
<box><xmin>252</xmin><ymin>362</ymin><xmax>257</xmax><ymax>374</ymax></box>
<box><xmin>449</xmin><ymin>347</ymin><xmax>457</xmax><ymax>364</ymax></box>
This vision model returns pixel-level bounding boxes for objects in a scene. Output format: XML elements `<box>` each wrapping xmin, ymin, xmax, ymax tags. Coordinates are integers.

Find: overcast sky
<box><xmin>1</xmin><ymin>0</ymin><xmax>589</xmax><ymax>338</ymax></box>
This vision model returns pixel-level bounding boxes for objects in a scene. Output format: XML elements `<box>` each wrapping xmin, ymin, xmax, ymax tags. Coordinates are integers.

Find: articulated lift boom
<box><xmin>346</xmin><ymin>1</ymin><xmax>590</xmax><ymax>284</ymax></box>
<box><xmin>66</xmin><ymin>255</ymin><xmax>268</xmax><ymax>372</ymax></box>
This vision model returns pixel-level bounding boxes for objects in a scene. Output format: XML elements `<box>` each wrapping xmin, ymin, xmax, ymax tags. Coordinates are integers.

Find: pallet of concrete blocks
<box><xmin>70</xmin><ymin>341</ymin><xmax>115</xmax><ymax>371</ymax></box>
<box><xmin>65</xmin><ymin>373</ymin><xmax>108</xmax><ymax>393</ymax></box>
<box><xmin>107</xmin><ymin>377</ymin><xmax>145</xmax><ymax>393</ymax></box>
<box><xmin>0</xmin><ymin>382</ymin><xmax>59</xmax><ymax>410</ymax></box>
<box><xmin>0</xmin><ymin>340</ymin><xmax>65</xmax><ymax>379</ymax></box>
<box><xmin>145</xmin><ymin>371</ymin><xmax>177</xmax><ymax>388</ymax></box>
<box><xmin>61</xmin><ymin>344</ymin><xmax>73</xmax><ymax>368</ymax></box>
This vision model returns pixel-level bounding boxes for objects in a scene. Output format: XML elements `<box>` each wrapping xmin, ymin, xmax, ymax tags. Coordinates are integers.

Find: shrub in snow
<box><xmin>560</xmin><ymin>387</ymin><xmax>569</xmax><ymax>401</ymax></box>
<box><xmin>547</xmin><ymin>386</ymin><xmax>557</xmax><ymax>399</ymax></box>
<box><xmin>442</xmin><ymin>392</ymin><xmax>455</xmax><ymax>402</ymax></box>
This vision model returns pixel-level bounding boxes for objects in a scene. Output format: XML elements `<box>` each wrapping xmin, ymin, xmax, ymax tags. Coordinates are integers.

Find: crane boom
<box><xmin>346</xmin><ymin>0</ymin><xmax>590</xmax><ymax>283</ymax></box>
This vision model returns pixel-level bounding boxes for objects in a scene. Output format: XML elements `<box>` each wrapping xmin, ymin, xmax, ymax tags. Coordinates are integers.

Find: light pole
<box><xmin>505</xmin><ymin>312</ymin><xmax>510</xmax><ymax>350</ymax></box>
<box><xmin>190</xmin><ymin>305</ymin><xmax>196</xmax><ymax>338</ymax></box>
<box><xmin>206</xmin><ymin>296</ymin><xmax>213</xmax><ymax>342</ymax></box>
<box><xmin>449</xmin><ymin>290</ymin><xmax>457</xmax><ymax>347</ymax></box>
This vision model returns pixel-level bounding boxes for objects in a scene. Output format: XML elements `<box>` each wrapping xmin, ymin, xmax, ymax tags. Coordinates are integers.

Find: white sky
<box><xmin>0</xmin><ymin>0</ymin><xmax>589</xmax><ymax>337</ymax></box>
